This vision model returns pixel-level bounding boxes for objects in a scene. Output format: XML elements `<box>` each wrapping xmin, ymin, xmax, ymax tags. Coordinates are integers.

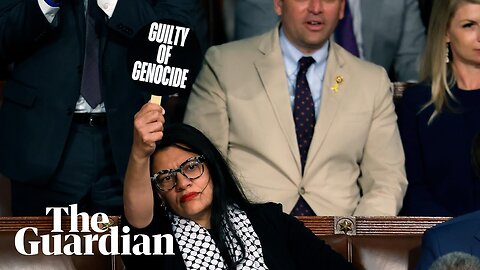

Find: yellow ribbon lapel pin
<box><xmin>331</xmin><ymin>75</ymin><xmax>344</xmax><ymax>93</ymax></box>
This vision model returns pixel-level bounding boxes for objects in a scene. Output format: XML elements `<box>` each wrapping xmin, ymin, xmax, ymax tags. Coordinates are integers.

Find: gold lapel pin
<box><xmin>331</xmin><ymin>75</ymin><xmax>344</xmax><ymax>92</ymax></box>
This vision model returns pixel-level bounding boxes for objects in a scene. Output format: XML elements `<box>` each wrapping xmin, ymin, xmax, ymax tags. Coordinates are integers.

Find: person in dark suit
<box><xmin>121</xmin><ymin>103</ymin><xmax>354</xmax><ymax>269</ymax></box>
<box><xmin>417</xmin><ymin>126</ymin><xmax>480</xmax><ymax>270</ymax></box>
<box><xmin>397</xmin><ymin>0</ymin><xmax>480</xmax><ymax>217</ymax></box>
<box><xmin>0</xmin><ymin>0</ymin><xmax>198</xmax><ymax>215</ymax></box>
<box><xmin>416</xmin><ymin>211</ymin><xmax>480</xmax><ymax>270</ymax></box>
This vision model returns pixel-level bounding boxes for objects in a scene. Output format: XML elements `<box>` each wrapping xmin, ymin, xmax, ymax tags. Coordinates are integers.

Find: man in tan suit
<box><xmin>184</xmin><ymin>0</ymin><xmax>407</xmax><ymax>216</ymax></box>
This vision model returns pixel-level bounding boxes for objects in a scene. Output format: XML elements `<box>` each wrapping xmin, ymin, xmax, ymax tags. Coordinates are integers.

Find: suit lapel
<box><xmin>254</xmin><ymin>28</ymin><xmax>302</xmax><ymax>172</ymax></box>
<box><xmin>304</xmin><ymin>43</ymin><xmax>346</xmax><ymax>174</ymax></box>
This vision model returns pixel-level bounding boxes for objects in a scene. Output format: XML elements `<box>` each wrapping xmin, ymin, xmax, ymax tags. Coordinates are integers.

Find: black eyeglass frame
<box><xmin>151</xmin><ymin>155</ymin><xmax>206</xmax><ymax>192</ymax></box>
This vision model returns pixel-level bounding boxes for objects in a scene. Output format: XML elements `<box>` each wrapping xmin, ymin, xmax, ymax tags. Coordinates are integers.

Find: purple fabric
<box><xmin>334</xmin><ymin>1</ymin><xmax>360</xmax><ymax>57</ymax></box>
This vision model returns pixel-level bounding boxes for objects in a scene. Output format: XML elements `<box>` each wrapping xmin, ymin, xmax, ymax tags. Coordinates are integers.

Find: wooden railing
<box><xmin>0</xmin><ymin>215</ymin><xmax>450</xmax><ymax>270</ymax></box>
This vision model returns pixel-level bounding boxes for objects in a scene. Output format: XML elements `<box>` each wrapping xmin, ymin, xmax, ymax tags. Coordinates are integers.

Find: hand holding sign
<box><xmin>128</xmin><ymin>19</ymin><xmax>202</xmax><ymax>105</ymax></box>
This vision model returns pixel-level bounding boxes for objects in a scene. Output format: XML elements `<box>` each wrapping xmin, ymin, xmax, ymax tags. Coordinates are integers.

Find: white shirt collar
<box><xmin>279</xmin><ymin>27</ymin><xmax>329</xmax><ymax>78</ymax></box>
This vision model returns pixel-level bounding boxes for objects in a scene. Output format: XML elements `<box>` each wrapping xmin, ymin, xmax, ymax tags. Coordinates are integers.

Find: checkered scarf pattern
<box><xmin>168</xmin><ymin>206</ymin><xmax>269</xmax><ymax>270</ymax></box>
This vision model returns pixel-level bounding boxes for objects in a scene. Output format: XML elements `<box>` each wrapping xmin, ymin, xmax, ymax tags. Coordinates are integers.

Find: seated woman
<box><xmin>398</xmin><ymin>0</ymin><xmax>480</xmax><ymax>217</ymax></box>
<box><xmin>121</xmin><ymin>103</ymin><xmax>354</xmax><ymax>269</ymax></box>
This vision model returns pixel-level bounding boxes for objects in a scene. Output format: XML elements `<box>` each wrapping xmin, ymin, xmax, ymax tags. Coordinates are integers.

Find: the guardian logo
<box><xmin>14</xmin><ymin>204</ymin><xmax>174</xmax><ymax>256</ymax></box>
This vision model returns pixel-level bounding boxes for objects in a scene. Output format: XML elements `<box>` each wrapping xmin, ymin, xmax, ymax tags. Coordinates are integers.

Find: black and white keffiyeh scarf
<box><xmin>168</xmin><ymin>206</ymin><xmax>269</xmax><ymax>270</ymax></box>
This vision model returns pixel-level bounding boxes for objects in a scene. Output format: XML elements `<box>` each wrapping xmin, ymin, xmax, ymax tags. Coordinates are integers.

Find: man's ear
<box><xmin>273</xmin><ymin>0</ymin><xmax>283</xmax><ymax>16</ymax></box>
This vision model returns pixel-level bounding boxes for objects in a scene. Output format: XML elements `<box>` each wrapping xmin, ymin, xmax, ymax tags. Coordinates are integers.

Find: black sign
<box><xmin>128</xmin><ymin>19</ymin><xmax>202</xmax><ymax>96</ymax></box>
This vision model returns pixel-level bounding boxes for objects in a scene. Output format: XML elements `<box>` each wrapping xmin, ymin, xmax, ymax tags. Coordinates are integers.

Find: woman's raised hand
<box><xmin>131</xmin><ymin>102</ymin><xmax>165</xmax><ymax>160</ymax></box>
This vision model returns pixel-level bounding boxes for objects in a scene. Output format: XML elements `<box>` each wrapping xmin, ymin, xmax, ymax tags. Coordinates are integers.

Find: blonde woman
<box><xmin>398</xmin><ymin>0</ymin><xmax>480</xmax><ymax>216</ymax></box>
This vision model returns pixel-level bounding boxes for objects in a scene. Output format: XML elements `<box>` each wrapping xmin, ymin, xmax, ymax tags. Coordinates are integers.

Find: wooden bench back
<box><xmin>0</xmin><ymin>216</ymin><xmax>449</xmax><ymax>270</ymax></box>
<box><xmin>298</xmin><ymin>216</ymin><xmax>450</xmax><ymax>270</ymax></box>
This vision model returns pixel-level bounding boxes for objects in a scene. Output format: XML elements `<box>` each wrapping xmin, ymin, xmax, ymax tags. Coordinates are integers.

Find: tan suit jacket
<box><xmin>184</xmin><ymin>27</ymin><xmax>407</xmax><ymax>216</ymax></box>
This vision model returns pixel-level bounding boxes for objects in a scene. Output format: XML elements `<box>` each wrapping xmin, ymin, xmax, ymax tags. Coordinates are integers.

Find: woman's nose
<box><xmin>174</xmin><ymin>173</ymin><xmax>192</xmax><ymax>191</ymax></box>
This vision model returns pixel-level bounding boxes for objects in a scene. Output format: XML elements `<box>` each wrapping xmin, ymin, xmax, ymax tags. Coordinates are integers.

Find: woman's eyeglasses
<box><xmin>151</xmin><ymin>155</ymin><xmax>205</xmax><ymax>192</ymax></box>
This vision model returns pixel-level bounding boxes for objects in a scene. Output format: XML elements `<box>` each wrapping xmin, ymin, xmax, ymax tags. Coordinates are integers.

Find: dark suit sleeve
<box><xmin>416</xmin><ymin>228</ymin><xmax>441</xmax><ymax>270</ymax></box>
<box><xmin>108</xmin><ymin>0</ymin><xmax>196</xmax><ymax>38</ymax></box>
<box><xmin>398</xmin><ymin>86</ymin><xmax>451</xmax><ymax>216</ymax></box>
<box><xmin>0</xmin><ymin>0</ymin><xmax>53</xmax><ymax>62</ymax></box>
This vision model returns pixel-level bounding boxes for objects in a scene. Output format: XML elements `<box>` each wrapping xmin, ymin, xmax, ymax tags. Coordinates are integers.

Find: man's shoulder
<box><xmin>333</xmin><ymin>43</ymin><xmax>386</xmax><ymax>75</ymax></box>
<box><xmin>204</xmin><ymin>33</ymin><xmax>268</xmax><ymax>60</ymax></box>
<box><xmin>427</xmin><ymin>211</ymin><xmax>480</xmax><ymax>239</ymax></box>
<box><xmin>329</xmin><ymin>43</ymin><xmax>391</xmax><ymax>95</ymax></box>
<box><xmin>422</xmin><ymin>211</ymin><xmax>480</xmax><ymax>255</ymax></box>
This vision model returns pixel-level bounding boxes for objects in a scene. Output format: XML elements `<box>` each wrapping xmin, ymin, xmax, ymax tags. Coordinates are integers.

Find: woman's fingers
<box><xmin>132</xmin><ymin>103</ymin><xmax>166</xmax><ymax>158</ymax></box>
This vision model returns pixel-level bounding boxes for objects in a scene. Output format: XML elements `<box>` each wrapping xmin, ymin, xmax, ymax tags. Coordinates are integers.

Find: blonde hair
<box><xmin>419</xmin><ymin>0</ymin><xmax>480</xmax><ymax>121</ymax></box>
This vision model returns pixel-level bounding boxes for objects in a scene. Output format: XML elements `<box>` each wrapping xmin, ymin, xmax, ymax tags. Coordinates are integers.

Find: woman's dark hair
<box><xmin>152</xmin><ymin>123</ymin><xmax>252</xmax><ymax>268</ymax></box>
